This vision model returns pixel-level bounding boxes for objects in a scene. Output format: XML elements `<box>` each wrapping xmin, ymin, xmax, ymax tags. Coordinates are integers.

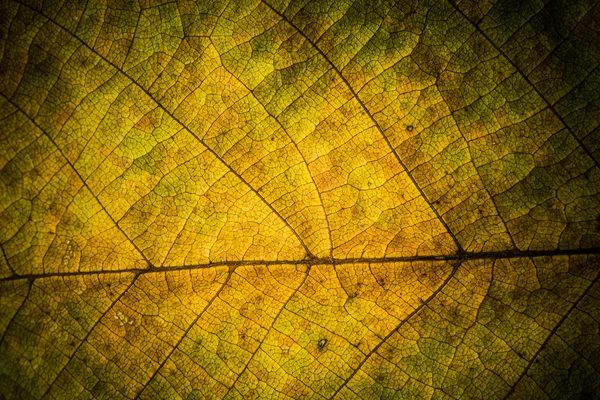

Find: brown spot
<box><xmin>318</xmin><ymin>338</ymin><xmax>327</xmax><ymax>351</ymax></box>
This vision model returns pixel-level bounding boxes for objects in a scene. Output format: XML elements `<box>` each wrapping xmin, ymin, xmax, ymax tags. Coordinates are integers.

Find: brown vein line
<box><xmin>330</xmin><ymin>261</ymin><xmax>461</xmax><ymax>399</ymax></box>
<box><xmin>0</xmin><ymin>278</ymin><xmax>32</xmax><ymax>345</ymax></box>
<box><xmin>121</xmin><ymin>8</ymin><xmax>142</xmax><ymax>70</ymax></box>
<box><xmin>450</xmin><ymin>108</ymin><xmax>518</xmax><ymax>250</ymax></box>
<box><xmin>40</xmin><ymin>271</ymin><xmax>141</xmax><ymax>399</ymax></box>
<box><xmin>212</xmin><ymin>42</ymin><xmax>334</xmax><ymax>258</ymax></box>
<box><xmin>448</xmin><ymin>0</ymin><xmax>600</xmax><ymax>168</ymax></box>
<box><xmin>0</xmin><ymin>92</ymin><xmax>155</xmax><ymax>269</ymax></box>
<box><xmin>11</xmin><ymin>0</ymin><xmax>314</xmax><ymax>259</ymax></box>
<box><xmin>133</xmin><ymin>266</ymin><xmax>234</xmax><ymax>399</ymax></box>
<box><xmin>499</xmin><ymin>1</ymin><xmax>595</xmax><ymax>58</ymax></box>
<box><xmin>260</xmin><ymin>0</ymin><xmax>464</xmax><ymax>253</ymax></box>
<box><xmin>1</xmin><ymin>243</ymin><xmax>16</xmax><ymax>276</ymax></box>
<box><xmin>223</xmin><ymin>264</ymin><xmax>313</xmax><ymax>397</ymax></box>
<box><xmin>503</xmin><ymin>271</ymin><xmax>600</xmax><ymax>399</ymax></box>
<box><xmin>1</xmin><ymin>247</ymin><xmax>599</xmax><ymax>282</ymax></box>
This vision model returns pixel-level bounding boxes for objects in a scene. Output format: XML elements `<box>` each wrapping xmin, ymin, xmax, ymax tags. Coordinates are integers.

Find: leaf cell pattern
<box><xmin>0</xmin><ymin>0</ymin><xmax>599</xmax><ymax>399</ymax></box>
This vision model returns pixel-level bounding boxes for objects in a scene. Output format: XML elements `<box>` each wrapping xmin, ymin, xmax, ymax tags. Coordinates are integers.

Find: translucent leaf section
<box><xmin>0</xmin><ymin>101</ymin><xmax>148</xmax><ymax>275</ymax></box>
<box><xmin>268</xmin><ymin>0</ymin><xmax>600</xmax><ymax>252</ymax></box>
<box><xmin>0</xmin><ymin>256</ymin><xmax>597</xmax><ymax>399</ymax></box>
<box><xmin>1</xmin><ymin>0</ymin><xmax>600</xmax><ymax>399</ymax></box>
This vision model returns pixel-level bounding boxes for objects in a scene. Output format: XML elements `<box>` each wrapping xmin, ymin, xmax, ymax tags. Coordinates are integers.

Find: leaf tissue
<box><xmin>1</xmin><ymin>0</ymin><xmax>599</xmax><ymax>398</ymax></box>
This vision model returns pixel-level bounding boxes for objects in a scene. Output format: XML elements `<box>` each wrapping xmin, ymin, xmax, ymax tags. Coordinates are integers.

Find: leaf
<box><xmin>0</xmin><ymin>0</ymin><xmax>599</xmax><ymax>398</ymax></box>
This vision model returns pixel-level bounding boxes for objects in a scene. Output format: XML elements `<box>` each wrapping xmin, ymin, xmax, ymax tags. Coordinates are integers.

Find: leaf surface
<box><xmin>1</xmin><ymin>0</ymin><xmax>599</xmax><ymax>398</ymax></box>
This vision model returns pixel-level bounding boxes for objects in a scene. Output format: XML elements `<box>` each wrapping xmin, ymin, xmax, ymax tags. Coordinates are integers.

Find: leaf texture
<box><xmin>0</xmin><ymin>0</ymin><xmax>599</xmax><ymax>398</ymax></box>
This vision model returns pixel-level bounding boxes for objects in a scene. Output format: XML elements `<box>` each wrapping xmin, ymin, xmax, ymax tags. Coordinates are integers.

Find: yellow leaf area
<box><xmin>1</xmin><ymin>0</ymin><xmax>600</xmax><ymax>398</ymax></box>
<box><xmin>1</xmin><ymin>257</ymin><xmax>599</xmax><ymax>399</ymax></box>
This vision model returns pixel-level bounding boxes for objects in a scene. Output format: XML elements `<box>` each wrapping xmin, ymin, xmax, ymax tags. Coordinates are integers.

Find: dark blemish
<box><xmin>406</xmin><ymin>125</ymin><xmax>414</xmax><ymax>132</ymax></box>
<box><xmin>240</xmin><ymin>333</ymin><xmax>246</xmax><ymax>339</ymax></box>
<box><xmin>378</xmin><ymin>278</ymin><xmax>385</xmax><ymax>287</ymax></box>
<box><xmin>70</xmin><ymin>342</ymin><xmax>75</xmax><ymax>346</ymax></box>
<box><xmin>349</xmin><ymin>292</ymin><xmax>357</xmax><ymax>299</ymax></box>
<box><xmin>318</xmin><ymin>338</ymin><xmax>327</xmax><ymax>351</ymax></box>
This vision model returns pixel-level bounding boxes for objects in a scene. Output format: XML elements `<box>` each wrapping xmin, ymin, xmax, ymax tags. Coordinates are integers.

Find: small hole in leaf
<box><xmin>406</xmin><ymin>125</ymin><xmax>414</xmax><ymax>132</ymax></box>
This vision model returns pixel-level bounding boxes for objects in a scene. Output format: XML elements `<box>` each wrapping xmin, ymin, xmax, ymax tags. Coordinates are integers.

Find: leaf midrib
<box><xmin>1</xmin><ymin>247</ymin><xmax>598</xmax><ymax>282</ymax></box>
